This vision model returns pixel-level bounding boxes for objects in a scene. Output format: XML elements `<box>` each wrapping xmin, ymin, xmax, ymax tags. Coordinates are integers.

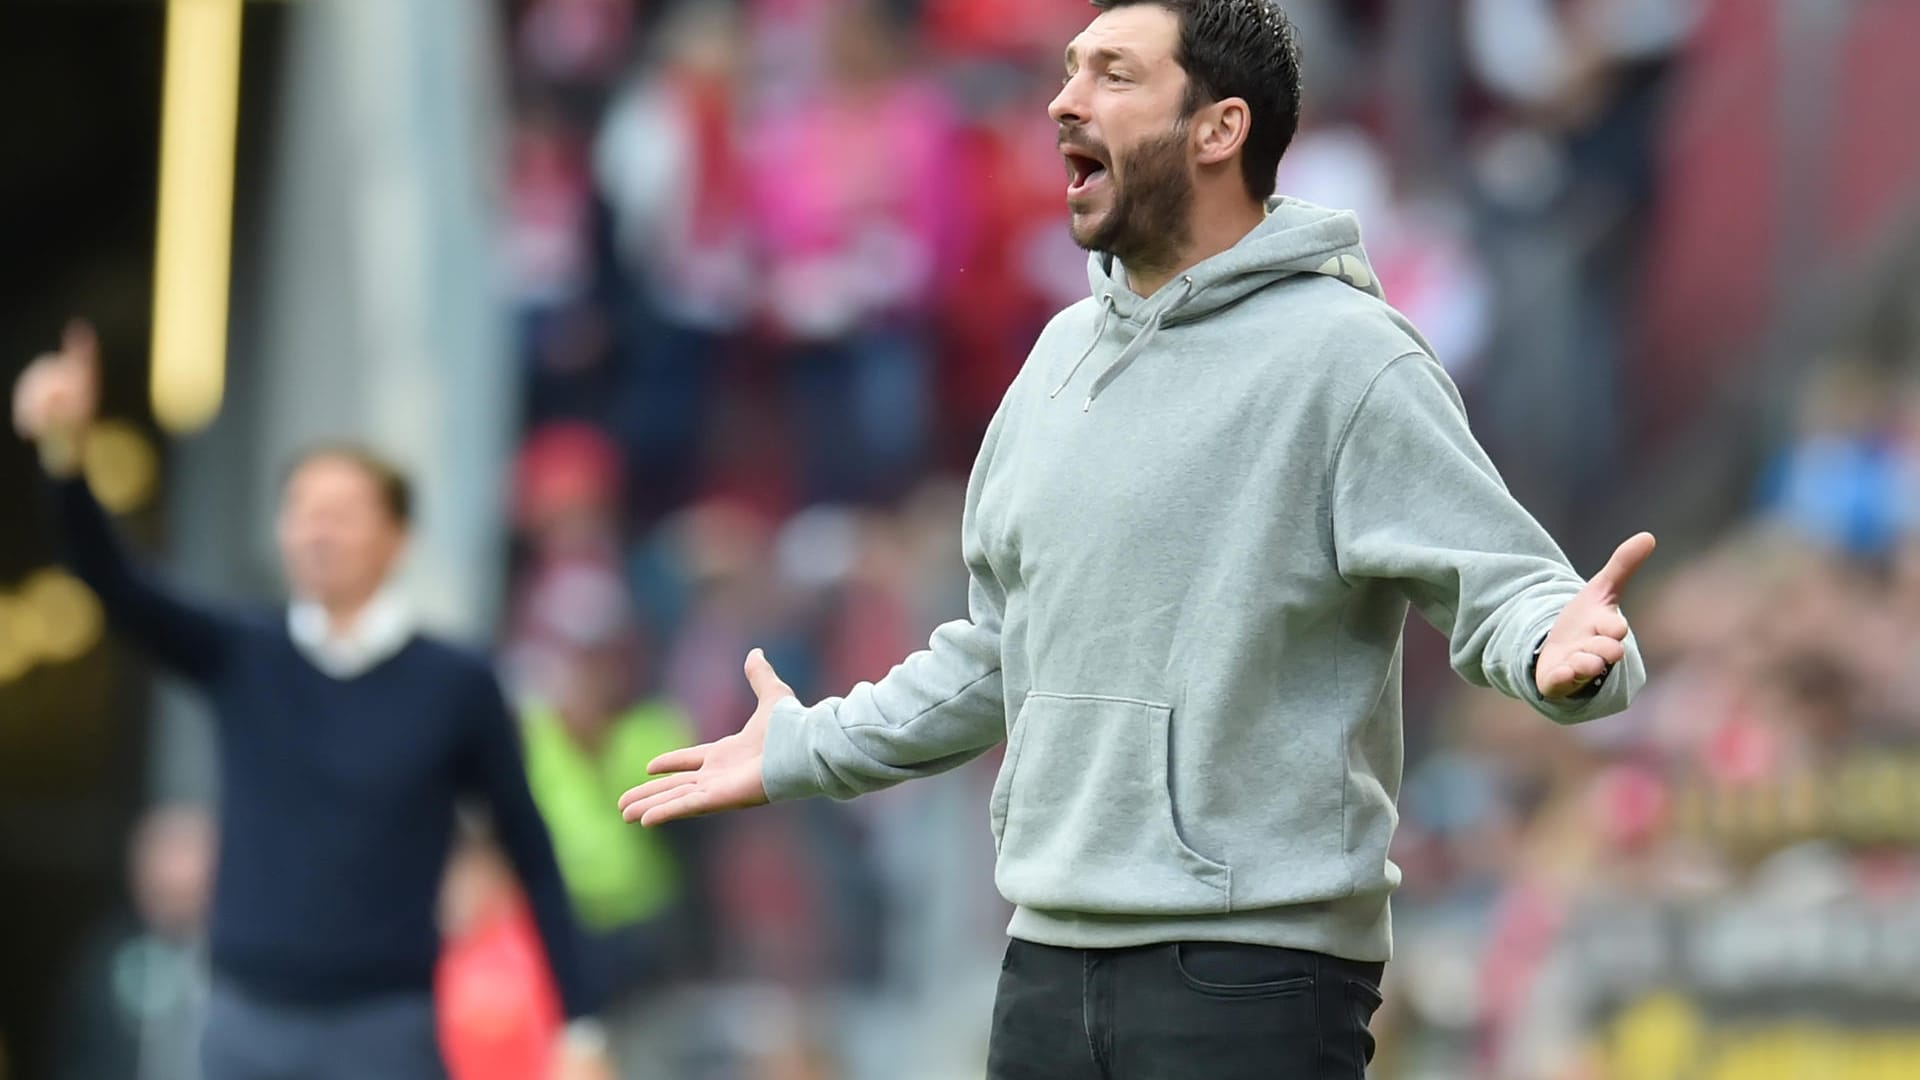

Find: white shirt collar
<box><xmin>287</xmin><ymin>585</ymin><xmax>416</xmax><ymax>679</ymax></box>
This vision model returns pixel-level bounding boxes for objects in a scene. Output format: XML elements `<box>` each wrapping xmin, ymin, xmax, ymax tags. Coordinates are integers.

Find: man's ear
<box><xmin>1192</xmin><ymin>97</ymin><xmax>1251</xmax><ymax>167</ymax></box>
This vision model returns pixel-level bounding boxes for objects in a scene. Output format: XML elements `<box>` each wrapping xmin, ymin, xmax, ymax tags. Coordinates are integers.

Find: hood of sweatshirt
<box><xmin>1052</xmin><ymin>197</ymin><xmax>1385</xmax><ymax>409</ymax></box>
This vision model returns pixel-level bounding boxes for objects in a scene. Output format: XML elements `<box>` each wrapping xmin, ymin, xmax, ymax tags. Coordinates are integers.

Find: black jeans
<box><xmin>987</xmin><ymin>940</ymin><xmax>1385</xmax><ymax>1079</ymax></box>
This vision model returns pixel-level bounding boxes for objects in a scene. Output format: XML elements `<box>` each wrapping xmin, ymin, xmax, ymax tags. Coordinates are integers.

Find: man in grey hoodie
<box><xmin>620</xmin><ymin>0</ymin><xmax>1656</xmax><ymax>1074</ymax></box>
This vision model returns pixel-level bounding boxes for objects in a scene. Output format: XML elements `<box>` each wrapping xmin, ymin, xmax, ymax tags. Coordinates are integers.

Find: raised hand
<box><xmin>12</xmin><ymin>320</ymin><xmax>101</xmax><ymax>476</ymax></box>
<box><xmin>1536</xmin><ymin>532</ymin><xmax>1656</xmax><ymax>700</ymax></box>
<box><xmin>617</xmin><ymin>648</ymin><xmax>795</xmax><ymax>827</ymax></box>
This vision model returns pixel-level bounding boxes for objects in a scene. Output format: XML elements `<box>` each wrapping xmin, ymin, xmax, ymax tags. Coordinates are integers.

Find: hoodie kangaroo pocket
<box><xmin>993</xmin><ymin>692</ymin><xmax>1231</xmax><ymax>914</ymax></box>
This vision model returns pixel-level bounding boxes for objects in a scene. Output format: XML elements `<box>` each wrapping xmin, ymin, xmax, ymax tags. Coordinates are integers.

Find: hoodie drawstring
<box><xmin>1049</xmin><ymin>293</ymin><xmax>1116</xmax><ymax>400</ymax></box>
<box><xmin>1081</xmin><ymin>276</ymin><xmax>1194</xmax><ymax>411</ymax></box>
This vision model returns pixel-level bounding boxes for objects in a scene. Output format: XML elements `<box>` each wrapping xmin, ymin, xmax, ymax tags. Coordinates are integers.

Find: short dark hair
<box><xmin>1090</xmin><ymin>0</ymin><xmax>1303</xmax><ymax>201</ymax></box>
<box><xmin>284</xmin><ymin>443</ymin><xmax>413</xmax><ymax>526</ymax></box>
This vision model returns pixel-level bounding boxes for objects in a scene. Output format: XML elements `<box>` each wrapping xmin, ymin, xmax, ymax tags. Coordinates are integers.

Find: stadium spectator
<box><xmin>49</xmin><ymin>805</ymin><xmax>216</xmax><ymax>1080</ymax></box>
<box><xmin>508</xmin><ymin>97</ymin><xmax>614</xmax><ymax>432</ymax></box>
<box><xmin>748</xmin><ymin>0</ymin><xmax>969</xmax><ymax>504</ymax></box>
<box><xmin>594</xmin><ymin>1</ymin><xmax>756</xmax><ymax>522</ymax></box>
<box><xmin>13</xmin><ymin>324</ymin><xmax>612</xmax><ymax>1080</ymax></box>
<box><xmin>435</xmin><ymin>830</ymin><xmax>564</xmax><ymax>1080</ymax></box>
<box><xmin>520</xmin><ymin>616</ymin><xmax>707</xmax><ymax>999</ymax></box>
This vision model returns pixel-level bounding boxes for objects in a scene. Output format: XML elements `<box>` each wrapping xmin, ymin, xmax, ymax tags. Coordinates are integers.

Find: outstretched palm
<box><xmin>618</xmin><ymin>648</ymin><xmax>794</xmax><ymax>827</ymax></box>
<box><xmin>1536</xmin><ymin>532</ymin><xmax>1656</xmax><ymax>699</ymax></box>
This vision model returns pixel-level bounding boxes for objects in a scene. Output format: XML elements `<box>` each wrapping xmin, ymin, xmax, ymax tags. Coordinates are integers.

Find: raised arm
<box><xmin>15</xmin><ymin>321</ymin><xmax>238</xmax><ymax>683</ymax></box>
<box><xmin>1331</xmin><ymin>351</ymin><xmax>1652</xmax><ymax>723</ymax></box>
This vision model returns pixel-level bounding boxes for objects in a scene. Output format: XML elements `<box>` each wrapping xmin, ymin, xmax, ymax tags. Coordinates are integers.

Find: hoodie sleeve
<box><xmin>1329</xmin><ymin>352</ymin><xmax>1643</xmax><ymax>723</ymax></box>
<box><xmin>759</xmin><ymin>416</ymin><xmax>1011</xmax><ymax>802</ymax></box>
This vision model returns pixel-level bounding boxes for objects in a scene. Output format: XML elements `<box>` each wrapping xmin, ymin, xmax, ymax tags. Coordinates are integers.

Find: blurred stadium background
<box><xmin>5</xmin><ymin>0</ymin><xmax>1920</xmax><ymax>1078</ymax></box>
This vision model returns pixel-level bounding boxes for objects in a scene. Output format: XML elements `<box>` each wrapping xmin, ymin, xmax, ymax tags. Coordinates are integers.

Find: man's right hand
<box><xmin>617</xmin><ymin>648</ymin><xmax>794</xmax><ymax>827</ymax></box>
<box><xmin>11</xmin><ymin>320</ymin><xmax>101</xmax><ymax>476</ymax></box>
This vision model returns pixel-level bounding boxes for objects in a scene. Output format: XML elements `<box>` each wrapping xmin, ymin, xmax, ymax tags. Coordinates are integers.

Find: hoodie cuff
<box><xmin>761</xmin><ymin>696</ymin><xmax>826</xmax><ymax>803</ymax></box>
<box><xmin>1516</xmin><ymin>620</ymin><xmax>1643</xmax><ymax>725</ymax></box>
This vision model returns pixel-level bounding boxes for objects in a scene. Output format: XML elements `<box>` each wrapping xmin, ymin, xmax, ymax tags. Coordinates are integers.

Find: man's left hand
<box><xmin>1536</xmin><ymin>532</ymin><xmax>1656</xmax><ymax>700</ymax></box>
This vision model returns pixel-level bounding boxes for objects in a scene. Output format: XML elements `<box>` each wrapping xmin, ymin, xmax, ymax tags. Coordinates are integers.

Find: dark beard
<box><xmin>1071</xmin><ymin>126</ymin><xmax>1193</xmax><ymax>278</ymax></box>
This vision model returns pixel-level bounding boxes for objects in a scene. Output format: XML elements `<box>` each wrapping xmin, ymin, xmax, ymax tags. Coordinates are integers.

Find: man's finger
<box><xmin>620</xmin><ymin>775</ymin><xmax>699</xmax><ymax>820</ymax></box>
<box><xmin>1595</xmin><ymin>611</ymin><xmax>1630</xmax><ymax>640</ymax></box>
<box><xmin>61</xmin><ymin>319</ymin><xmax>99</xmax><ymax>374</ymax></box>
<box><xmin>743</xmin><ymin>648</ymin><xmax>793</xmax><ymax>705</ymax></box>
<box><xmin>1579</xmin><ymin>636</ymin><xmax>1627</xmax><ymax>666</ymax></box>
<box><xmin>646</xmin><ymin>744</ymin><xmax>711</xmax><ymax>777</ymax></box>
<box><xmin>622</xmin><ymin>782</ymin><xmax>703</xmax><ymax>824</ymax></box>
<box><xmin>16</xmin><ymin>352</ymin><xmax>56</xmax><ymax>407</ymax></box>
<box><xmin>12</xmin><ymin>368</ymin><xmax>40</xmax><ymax>436</ymax></box>
<box><xmin>1565</xmin><ymin>651</ymin><xmax>1611</xmax><ymax>680</ymax></box>
<box><xmin>639</xmin><ymin>789</ymin><xmax>713</xmax><ymax>828</ymax></box>
<box><xmin>1590</xmin><ymin>532</ymin><xmax>1656</xmax><ymax>602</ymax></box>
<box><xmin>618</xmin><ymin>771</ymin><xmax>696</xmax><ymax>813</ymax></box>
<box><xmin>15</xmin><ymin>361</ymin><xmax>62</xmax><ymax>438</ymax></box>
<box><xmin>1541</xmin><ymin>663</ymin><xmax>1581</xmax><ymax>697</ymax></box>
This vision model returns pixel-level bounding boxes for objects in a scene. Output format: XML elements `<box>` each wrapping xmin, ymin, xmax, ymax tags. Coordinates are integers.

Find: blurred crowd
<box><xmin>488</xmin><ymin>0</ymin><xmax>1920</xmax><ymax>1076</ymax></box>
<box><xmin>1380</xmin><ymin>354</ymin><xmax>1920</xmax><ymax>1079</ymax></box>
<box><xmin>500</xmin><ymin>0</ymin><xmax>1711</xmax><ymax>531</ymax></box>
<box><xmin>41</xmin><ymin>0</ymin><xmax>1920</xmax><ymax>1077</ymax></box>
<box><xmin>486</xmin><ymin>0</ymin><xmax>1727</xmax><ymax>1075</ymax></box>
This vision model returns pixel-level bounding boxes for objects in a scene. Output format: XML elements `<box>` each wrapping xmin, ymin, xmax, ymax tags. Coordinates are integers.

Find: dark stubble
<box><xmin>1070</xmin><ymin>124</ymin><xmax>1194</xmax><ymax>280</ymax></box>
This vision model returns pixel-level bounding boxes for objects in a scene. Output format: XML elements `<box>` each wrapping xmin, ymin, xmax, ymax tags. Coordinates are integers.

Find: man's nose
<box><xmin>1048</xmin><ymin>75</ymin><xmax>1086</xmax><ymax>128</ymax></box>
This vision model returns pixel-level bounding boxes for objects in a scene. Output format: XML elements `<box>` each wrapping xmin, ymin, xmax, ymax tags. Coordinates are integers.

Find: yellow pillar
<box><xmin>151</xmin><ymin>0</ymin><xmax>243</xmax><ymax>434</ymax></box>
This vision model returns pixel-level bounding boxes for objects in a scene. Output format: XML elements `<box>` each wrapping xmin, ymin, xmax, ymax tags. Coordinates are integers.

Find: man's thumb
<box><xmin>1592</xmin><ymin>532</ymin><xmax>1657</xmax><ymax>601</ymax></box>
<box><xmin>61</xmin><ymin>319</ymin><xmax>99</xmax><ymax>373</ymax></box>
<box><xmin>744</xmin><ymin>648</ymin><xmax>792</xmax><ymax>703</ymax></box>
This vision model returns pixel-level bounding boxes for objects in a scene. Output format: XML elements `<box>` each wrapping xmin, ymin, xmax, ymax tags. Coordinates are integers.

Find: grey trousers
<box><xmin>201</xmin><ymin>982</ymin><xmax>447</xmax><ymax>1080</ymax></box>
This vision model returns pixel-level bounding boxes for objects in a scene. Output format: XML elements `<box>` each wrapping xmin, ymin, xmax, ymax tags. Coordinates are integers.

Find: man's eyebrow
<box><xmin>1064</xmin><ymin>43</ymin><xmax>1142</xmax><ymax>70</ymax></box>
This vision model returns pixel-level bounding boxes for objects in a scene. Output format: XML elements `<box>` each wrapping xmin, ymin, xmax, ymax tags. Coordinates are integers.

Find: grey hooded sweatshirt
<box><xmin>761</xmin><ymin>197</ymin><xmax>1644</xmax><ymax>962</ymax></box>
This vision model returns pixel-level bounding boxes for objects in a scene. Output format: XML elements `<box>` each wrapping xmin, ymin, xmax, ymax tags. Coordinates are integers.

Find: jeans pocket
<box><xmin>1349</xmin><ymin>975</ymin><xmax>1384</xmax><ymax>1010</ymax></box>
<box><xmin>1348</xmin><ymin>976</ymin><xmax>1385</xmax><ymax>1067</ymax></box>
<box><xmin>1171</xmin><ymin>943</ymin><xmax>1318</xmax><ymax>1000</ymax></box>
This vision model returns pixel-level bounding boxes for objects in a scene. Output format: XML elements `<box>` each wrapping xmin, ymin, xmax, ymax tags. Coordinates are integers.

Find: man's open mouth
<box><xmin>1063</xmin><ymin>148</ymin><xmax>1110</xmax><ymax>196</ymax></box>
